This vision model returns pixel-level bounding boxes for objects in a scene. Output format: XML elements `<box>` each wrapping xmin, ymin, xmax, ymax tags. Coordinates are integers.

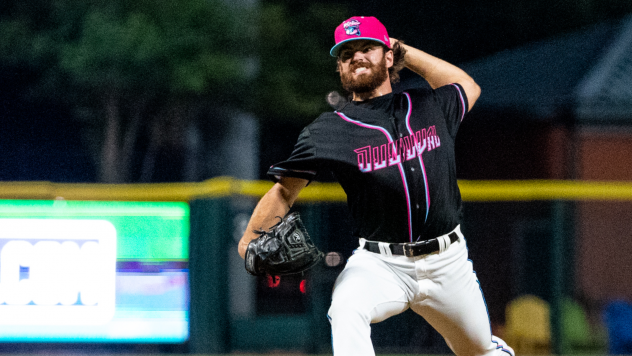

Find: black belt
<box><xmin>362</xmin><ymin>232</ymin><xmax>459</xmax><ymax>257</ymax></box>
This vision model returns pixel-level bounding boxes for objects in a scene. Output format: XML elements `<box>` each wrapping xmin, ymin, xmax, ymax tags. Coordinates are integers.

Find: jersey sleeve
<box><xmin>267</xmin><ymin>126</ymin><xmax>321</xmax><ymax>183</ymax></box>
<box><xmin>433</xmin><ymin>83</ymin><xmax>469</xmax><ymax>138</ymax></box>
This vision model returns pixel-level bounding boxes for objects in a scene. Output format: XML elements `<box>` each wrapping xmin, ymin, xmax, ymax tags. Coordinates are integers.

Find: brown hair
<box><xmin>388</xmin><ymin>40</ymin><xmax>407</xmax><ymax>84</ymax></box>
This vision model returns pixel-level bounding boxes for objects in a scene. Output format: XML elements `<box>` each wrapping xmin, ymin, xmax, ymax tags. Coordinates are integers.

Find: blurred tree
<box><xmin>0</xmin><ymin>0</ymin><xmax>349</xmax><ymax>182</ymax></box>
<box><xmin>0</xmin><ymin>0</ymin><xmax>255</xmax><ymax>182</ymax></box>
<box><xmin>254</xmin><ymin>1</ymin><xmax>349</xmax><ymax>122</ymax></box>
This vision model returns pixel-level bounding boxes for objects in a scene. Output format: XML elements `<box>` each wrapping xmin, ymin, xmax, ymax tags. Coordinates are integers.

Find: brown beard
<box><xmin>340</xmin><ymin>55</ymin><xmax>388</xmax><ymax>95</ymax></box>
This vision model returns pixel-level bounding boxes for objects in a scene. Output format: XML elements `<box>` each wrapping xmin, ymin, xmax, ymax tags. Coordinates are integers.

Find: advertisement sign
<box><xmin>0</xmin><ymin>200</ymin><xmax>189</xmax><ymax>343</ymax></box>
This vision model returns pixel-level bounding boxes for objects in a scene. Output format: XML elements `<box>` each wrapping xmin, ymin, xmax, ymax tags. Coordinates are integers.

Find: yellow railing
<box><xmin>457</xmin><ymin>180</ymin><xmax>632</xmax><ymax>202</ymax></box>
<box><xmin>0</xmin><ymin>177</ymin><xmax>631</xmax><ymax>202</ymax></box>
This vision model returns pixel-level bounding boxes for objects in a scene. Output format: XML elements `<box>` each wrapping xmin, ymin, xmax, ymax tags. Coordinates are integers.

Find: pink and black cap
<box><xmin>330</xmin><ymin>16</ymin><xmax>391</xmax><ymax>57</ymax></box>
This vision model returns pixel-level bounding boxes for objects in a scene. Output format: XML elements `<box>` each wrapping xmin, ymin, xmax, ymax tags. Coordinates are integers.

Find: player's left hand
<box><xmin>245</xmin><ymin>212</ymin><xmax>324</xmax><ymax>276</ymax></box>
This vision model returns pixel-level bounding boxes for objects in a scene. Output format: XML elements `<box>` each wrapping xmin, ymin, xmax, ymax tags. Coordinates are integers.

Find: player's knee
<box><xmin>328</xmin><ymin>300</ymin><xmax>371</xmax><ymax>325</ymax></box>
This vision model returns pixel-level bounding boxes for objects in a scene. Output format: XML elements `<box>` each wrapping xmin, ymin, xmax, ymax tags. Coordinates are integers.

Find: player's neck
<box><xmin>352</xmin><ymin>80</ymin><xmax>393</xmax><ymax>101</ymax></box>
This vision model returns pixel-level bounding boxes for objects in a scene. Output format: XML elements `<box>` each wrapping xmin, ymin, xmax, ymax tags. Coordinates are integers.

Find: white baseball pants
<box><xmin>327</xmin><ymin>225</ymin><xmax>514</xmax><ymax>356</ymax></box>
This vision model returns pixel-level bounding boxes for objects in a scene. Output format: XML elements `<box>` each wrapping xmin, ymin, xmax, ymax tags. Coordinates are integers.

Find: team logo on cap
<box><xmin>343</xmin><ymin>19</ymin><xmax>361</xmax><ymax>36</ymax></box>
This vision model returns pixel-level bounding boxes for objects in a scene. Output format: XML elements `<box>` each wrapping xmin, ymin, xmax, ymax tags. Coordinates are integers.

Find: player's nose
<box><xmin>351</xmin><ymin>50</ymin><xmax>365</xmax><ymax>61</ymax></box>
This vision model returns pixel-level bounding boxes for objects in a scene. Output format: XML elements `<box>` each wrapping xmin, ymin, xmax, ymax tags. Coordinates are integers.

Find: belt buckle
<box><xmin>403</xmin><ymin>244</ymin><xmax>415</xmax><ymax>257</ymax></box>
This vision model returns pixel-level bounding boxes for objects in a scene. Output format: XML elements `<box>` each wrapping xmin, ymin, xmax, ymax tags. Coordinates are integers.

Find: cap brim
<box><xmin>330</xmin><ymin>37</ymin><xmax>389</xmax><ymax>57</ymax></box>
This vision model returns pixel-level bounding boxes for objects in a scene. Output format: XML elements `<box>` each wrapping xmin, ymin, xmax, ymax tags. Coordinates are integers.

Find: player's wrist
<box><xmin>238</xmin><ymin>243</ymin><xmax>247</xmax><ymax>259</ymax></box>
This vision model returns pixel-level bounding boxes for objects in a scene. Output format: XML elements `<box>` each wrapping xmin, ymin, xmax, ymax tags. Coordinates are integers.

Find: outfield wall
<box><xmin>0</xmin><ymin>178</ymin><xmax>630</xmax><ymax>354</ymax></box>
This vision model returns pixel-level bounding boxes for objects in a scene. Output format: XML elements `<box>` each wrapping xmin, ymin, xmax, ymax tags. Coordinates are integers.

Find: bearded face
<box><xmin>339</xmin><ymin>53</ymin><xmax>389</xmax><ymax>95</ymax></box>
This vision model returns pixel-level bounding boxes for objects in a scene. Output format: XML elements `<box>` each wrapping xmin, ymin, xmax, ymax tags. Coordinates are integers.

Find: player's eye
<box><xmin>340</xmin><ymin>51</ymin><xmax>352</xmax><ymax>61</ymax></box>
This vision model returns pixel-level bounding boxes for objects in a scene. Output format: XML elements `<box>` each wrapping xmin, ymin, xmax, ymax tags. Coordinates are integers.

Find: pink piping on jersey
<box><xmin>335</xmin><ymin>111</ymin><xmax>414</xmax><ymax>242</ymax></box>
<box><xmin>449</xmin><ymin>83</ymin><xmax>466</xmax><ymax>122</ymax></box>
<box><xmin>403</xmin><ymin>92</ymin><xmax>430</xmax><ymax>225</ymax></box>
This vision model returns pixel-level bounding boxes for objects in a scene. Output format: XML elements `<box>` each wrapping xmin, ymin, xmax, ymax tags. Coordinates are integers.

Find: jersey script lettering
<box><xmin>354</xmin><ymin>125</ymin><xmax>441</xmax><ymax>173</ymax></box>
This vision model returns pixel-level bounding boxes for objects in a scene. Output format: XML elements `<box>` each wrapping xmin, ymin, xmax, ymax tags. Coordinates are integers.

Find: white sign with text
<box><xmin>0</xmin><ymin>219</ymin><xmax>116</xmax><ymax>325</ymax></box>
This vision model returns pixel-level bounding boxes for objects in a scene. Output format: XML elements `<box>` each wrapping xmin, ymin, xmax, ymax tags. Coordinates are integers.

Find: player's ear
<box><xmin>384</xmin><ymin>49</ymin><xmax>394</xmax><ymax>69</ymax></box>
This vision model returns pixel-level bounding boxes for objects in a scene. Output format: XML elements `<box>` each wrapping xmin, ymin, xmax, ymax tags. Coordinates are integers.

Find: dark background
<box><xmin>2</xmin><ymin>0</ymin><xmax>631</xmax><ymax>183</ymax></box>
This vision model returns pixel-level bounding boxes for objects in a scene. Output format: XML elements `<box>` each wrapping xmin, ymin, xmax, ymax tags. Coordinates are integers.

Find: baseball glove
<box><xmin>245</xmin><ymin>212</ymin><xmax>324</xmax><ymax>276</ymax></box>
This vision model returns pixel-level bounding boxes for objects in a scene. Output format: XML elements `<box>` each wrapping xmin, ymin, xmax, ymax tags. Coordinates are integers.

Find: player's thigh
<box><xmin>411</xmin><ymin>271</ymin><xmax>494</xmax><ymax>356</ymax></box>
<box><xmin>329</xmin><ymin>251</ymin><xmax>412</xmax><ymax>323</ymax></box>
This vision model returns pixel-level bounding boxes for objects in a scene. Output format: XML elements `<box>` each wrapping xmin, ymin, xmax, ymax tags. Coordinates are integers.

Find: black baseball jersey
<box><xmin>268</xmin><ymin>84</ymin><xmax>469</xmax><ymax>243</ymax></box>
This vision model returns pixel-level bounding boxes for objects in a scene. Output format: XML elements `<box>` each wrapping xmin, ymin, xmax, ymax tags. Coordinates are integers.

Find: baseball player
<box><xmin>238</xmin><ymin>16</ymin><xmax>515</xmax><ymax>356</ymax></box>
